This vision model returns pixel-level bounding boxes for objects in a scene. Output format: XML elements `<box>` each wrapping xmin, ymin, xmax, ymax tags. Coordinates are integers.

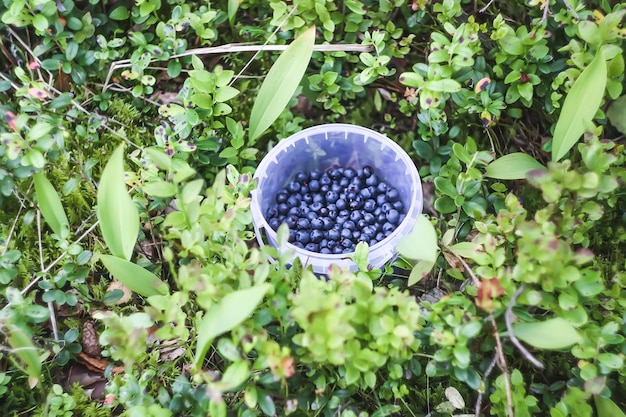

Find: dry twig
<box><xmin>505</xmin><ymin>285</ymin><xmax>545</xmax><ymax>369</ymax></box>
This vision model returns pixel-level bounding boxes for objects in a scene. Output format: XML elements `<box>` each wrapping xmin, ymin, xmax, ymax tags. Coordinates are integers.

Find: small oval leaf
<box><xmin>397</xmin><ymin>214</ymin><xmax>439</xmax><ymax>262</ymax></box>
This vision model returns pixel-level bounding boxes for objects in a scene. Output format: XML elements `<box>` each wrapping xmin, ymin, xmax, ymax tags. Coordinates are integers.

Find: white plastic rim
<box><xmin>251</xmin><ymin>124</ymin><xmax>423</xmax><ymax>274</ymax></box>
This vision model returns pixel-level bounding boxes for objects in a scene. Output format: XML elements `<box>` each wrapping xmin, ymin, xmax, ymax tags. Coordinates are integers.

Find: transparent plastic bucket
<box><xmin>251</xmin><ymin>124</ymin><xmax>423</xmax><ymax>274</ymax></box>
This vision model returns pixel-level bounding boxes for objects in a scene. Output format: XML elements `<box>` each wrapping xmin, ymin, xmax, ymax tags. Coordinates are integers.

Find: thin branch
<box><xmin>479</xmin><ymin>0</ymin><xmax>496</xmax><ymax>13</ymax></box>
<box><xmin>102</xmin><ymin>42</ymin><xmax>373</xmax><ymax>92</ymax></box>
<box><xmin>475</xmin><ymin>353</ymin><xmax>499</xmax><ymax>416</ymax></box>
<box><xmin>490</xmin><ymin>314</ymin><xmax>514</xmax><ymax>417</ymax></box>
<box><xmin>505</xmin><ymin>285</ymin><xmax>545</xmax><ymax>369</ymax></box>
<box><xmin>541</xmin><ymin>0</ymin><xmax>551</xmax><ymax>24</ymax></box>
<box><xmin>561</xmin><ymin>0</ymin><xmax>579</xmax><ymax>20</ymax></box>
<box><xmin>1</xmin><ymin>189</ymin><xmax>26</xmax><ymax>257</ymax></box>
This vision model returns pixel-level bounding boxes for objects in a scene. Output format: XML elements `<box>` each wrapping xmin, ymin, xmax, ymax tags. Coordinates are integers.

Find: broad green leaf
<box><xmin>194</xmin><ymin>284</ymin><xmax>270</xmax><ymax>368</ymax></box>
<box><xmin>449</xmin><ymin>242</ymin><xmax>483</xmax><ymax>258</ymax></box>
<box><xmin>217</xmin><ymin>361</ymin><xmax>251</xmax><ymax>391</ymax></box>
<box><xmin>96</xmin><ymin>145</ymin><xmax>140</xmax><ymax>260</ymax></box>
<box><xmin>249</xmin><ymin>26</ymin><xmax>315</xmax><ymax>142</ymax></box>
<box><xmin>99</xmin><ymin>254</ymin><xmax>168</xmax><ymax>297</ymax></box>
<box><xmin>33</xmin><ymin>173</ymin><xmax>69</xmax><ymax>237</ymax></box>
<box><xmin>552</xmin><ymin>51</ymin><xmax>607</xmax><ymax>161</ymax></box>
<box><xmin>397</xmin><ymin>214</ymin><xmax>439</xmax><ymax>262</ymax></box>
<box><xmin>142</xmin><ymin>181</ymin><xmax>177</xmax><ymax>198</ymax></box>
<box><xmin>424</xmin><ymin>79</ymin><xmax>462</xmax><ymax>93</ymax></box>
<box><xmin>512</xmin><ymin>318</ymin><xmax>582</xmax><ymax>350</ymax></box>
<box><xmin>484</xmin><ymin>153</ymin><xmax>546</xmax><ymax>179</ymax></box>
<box><xmin>7</xmin><ymin>325</ymin><xmax>41</xmax><ymax>387</ymax></box>
<box><xmin>607</xmin><ymin>94</ymin><xmax>626</xmax><ymax>135</ymax></box>
<box><xmin>594</xmin><ymin>395</ymin><xmax>626</xmax><ymax>417</ymax></box>
<box><xmin>408</xmin><ymin>260</ymin><xmax>435</xmax><ymax>286</ymax></box>
<box><xmin>228</xmin><ymin>0</ymin><xmax>241</xmax><ymax>25</ymax></box>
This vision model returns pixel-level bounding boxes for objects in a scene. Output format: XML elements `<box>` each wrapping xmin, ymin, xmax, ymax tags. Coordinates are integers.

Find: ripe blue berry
<box><xmin>287</xmin><ymin>181</ymin><xmax>301</xmax><ymax>194</ymax></box>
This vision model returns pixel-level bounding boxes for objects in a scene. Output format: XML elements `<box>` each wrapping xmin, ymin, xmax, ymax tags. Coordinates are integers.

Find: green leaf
<box><xmin>397</xmin><ymin>214</ymin><xmax>439</xmax><ymax>262</ymax></box>
<box><xmin>249</xmin><ymin>26</ymin><xmax>315</xmax><ymax>142</ymax></box>
<box><xmin>408</xmin><ymin>260</ymin><xmax>435</xmax><ymax>286</ymax></box>
<box><xmin>7</xmin><ymin>325</ymin><xmax>41</xmax><ymax>387</ymax></box>
<box><xmin>215</xmin><ymin>86</ymin><xmax>240</xmax><ymax>102</ymax></box>
<box><xmin>552</xmin><ymin>51</ymin><xmax>607</xmax><ymax>161</ymax></box>
<box><xmin>217</xmin><ymin>361</ymin><xmax>251</xmax><ymax>391</ymax></box>
<box><xmin>99</xmin><ymin>254</ymin><xmax>168</xmax><ymax>297</ymax></box>
<box><xmin>194</xmin><ymin>284</ymin><xmax>270</xmax><ymax>368</ymax></box>
<box><xmin>424</xmin><ymin>79</ymin><xmax>462</xmax><ymax>93</ymax></box>
<box><xmin>594</xmin><ymin>395</ymin><xmax>626</xmax><ymax>417</ymax></box>
<box><xmin>607</xmin><ymin>95</ymin><xmax>626</xmax><ymax>135</ymax></box>
<box><xmin>33</xmin><ymin>173</ymin><xmax>69</xmax><ymax>237</ymax></box>
<box><xmin>484</xmin><ymin>153</ymin><xmax>546</xmax><ymax>179</ymax></box>
<box><xmin>142</xmin><ymin>181</ymin><xmax>177</xmax><ymax>198</ymax></box>
<box><xmin>32</xmin><ymin>14</ymin><xmax>48</xmax><ymax>32</ymax></box>
<box><xmin>512</xmin><ymin>318</ymin><xmax>582</xmax><ymax>350</ymax></box>
<box><xmin>228</xmin><ymin>0</ymin><xmax>241</xmax><ymax>25</ymax></box>
<box><xmin>96</xmin><ymin>145</ymin><xmax>139</xmax><ymax>260</ymax></box>
<box><xmin>109</xmin><ymin>6</ymin><xmax>130</xmax><ymax>20</ymax></box>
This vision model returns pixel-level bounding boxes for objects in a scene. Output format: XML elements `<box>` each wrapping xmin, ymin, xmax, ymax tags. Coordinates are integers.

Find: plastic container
<box><xmin>251</xmin><ymin>124</ymin><xmax>423</xmax><ymax>274</ymax></box>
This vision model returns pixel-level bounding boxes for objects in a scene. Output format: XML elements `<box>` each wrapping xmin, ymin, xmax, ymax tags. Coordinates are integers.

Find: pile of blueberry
<box><xmin>265</xmin><ymin>165</ymin><xmax>406</xmax><ymax>254</ymax></box>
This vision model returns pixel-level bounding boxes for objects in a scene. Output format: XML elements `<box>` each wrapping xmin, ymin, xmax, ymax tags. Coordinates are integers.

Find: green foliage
<box><xmin>0</xmin><ymin>0</ymin><xmax>625</xmax><ymax>416</ymax></box>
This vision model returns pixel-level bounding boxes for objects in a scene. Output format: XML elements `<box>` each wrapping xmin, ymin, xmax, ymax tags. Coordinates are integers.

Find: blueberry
<box><xmin>365</xmin><ymin>174</ymin><xmax>378</xmax><ymax>187</ymax></box>
<box><xmin>326</xmin><ymin>190</ymin><xmax>339</xmax><ymax>203</ymax></box>
<box><xmin>346</xmin><ymin>191</ymin><xmax>358</xmax><ymax>201</ymax></box>
<box><xmin>364</xmin><ymin>199</ymin><xmax>376</xmax><ymax>212</ymax></box>
<box><xmin>344</xmin><ymin>168</ymin><xmax>356</xmax><ymax>179</ymax></box>
<box><xmin>349</xmin><ymin>211</ymin><xmax>362</xmax><ymax>222</ymax></box>
<box><xmin>296</xmin><ymin>230</ymin><xmax>311</xmax><ymax>244</ymax></box>
<box><xmin>288</xmin><ymin>206</ymin><xmax>301</xmax><ymax>216</ymax></box>
<box><xmin>382</xmin><ymin>222</ymin><xmax>395</xmax><ymax>234</ymax></box>
<box><xmin>266</xmin><ymin>206</ymin><xmax>278</xmax><ymax>219</ymax></box>
<box><xmin>320</xmin><ymin>247</ymin><xmax>331</xmax><ymax>254</ymax></box>
<box><xmin>341</xmin><ymin>228</ymin><xmax>352</xmax><ymax>239</ymax></box>
<box><xmin>287</xmin><ymin>195</ymin><xmax>301</xmax><ymax>207</ymax></box>
<box><xmin>312</xmin><ymin>193</ymin><xmax>324</xmax><ymax>204</ymax></box>
<box><xmin>336</xmin><ymin>198</ymin><xmax>347</xmax><ymax>210</ymax></box>
<box><xmin>360</xmin><ymin>187</ymin><xmax>372</xmax><ymax>199</ymax></box>
<box><xmin>320</xmin><ymin>175</ymin><xmax>332</xmax><ymax>186</ymax></box>
<box><xmin>338</xmin><ymin>209</ymin><xmax>350</xmax><ymax>217</ymax></box>
<box><xmin>305</xmin><ymin>243</ymin><xmax>319</xmax><ymax>252</ymax></box>
<box><xmin>339</xmin><ymin>177</ymin><xmax>350</xmax><ymax>187</ymax></box>
<box><xmin>303</xmin><ymin>193</ymin><xmax>313</xmax><ymax>204</ymax></box>
<box><xmin>386</xmin><ymin>187</ymin><xmax>400</xmax><ymax>202</ymax></box>
<box><xmin>293</xmin><ymin>241</ymin><xmax>304</xmax><ymax>248</ymax></box>
<box><xmin>295</xmin><ymin>171</ymin><xmax>309</xmax><ymax>183</ymax></box>
<box><xmin>306</xmin><ymin>211</ymin><xmax>317</xmax><ymax>221</ymax></box>
<box><xmin>364</xmin><ymin>212</ymin><xmax>376</xmax><ymax>224</ymax></box>
<box><xmin>297</xmin><ymin>218</ymin><xmax>311</xmax><ymax>229</ymax></box>
<box><xmin>289</xmin><ymin>229</ymin><xmax>297</xmax><ymax>241</ymax></box>
<box><xmin>276</xmin><ymin>191</ymin><xmax>289</xmax><ymax>204</ymax></box>
<box><xmin>381</xmin><ymin>202</ymin><xmax>393</xmax><ymax>213</ymax></box>
<box><xmin>349</xmin><ymin>197</ymin><xmax>363</xmax><ymax>210</ymax></box>
<box><xmin>377</xmin><ymin>212</ymin><xmax>387</xmax><ymax>223</ymax></box>
<box><xmin>377</xmin><ymin>182</ymin><xmax>388</xmax><ymax>194</ymax></box>
<box><xmin>310</xmin><ymin>229</ymin><xmax>324</xmax><ymax>243</ymax></box>
<box><xmin>376</xmin><ymin>194</ymin><xmax>387</xmax><ymax>205</ymax></box>
<box><xmin>327</xmin><ymin>239</ymin><xmax>338</xmax><ymax>249</ymax></box>
<box><xmin>321</xmin><ymin>217</ymin><xmax>333</xmax><ymax>230</ymax></box>
<box><xmin>362</xmin><ymin>165</ymin><xmax>374</xmax><ymax>178</ymax></box>
<box><xmin>320</xmin><ymin>238</ymin><xmax>328</xmax><ymax>247</ymax></box>
<box><xmin>393</xmin><ymin>200</ymin><xmax>404</xmax><ymax>211</ymax></box>
<box><xmin>328</xmin><ymin>168</ymin><xmax>341</xmax><ymax>180</ymax></box>
<box><xmin>277</xmin><ymin>203</ymin><xmax>290</xmax><ymax>215</ymax></box>
<box><xmin>308</xmin><ymin>179</ymin><xmax>320</xmax><ymax>192</ymax></box>
<box><xmin>309</xmin><ymin>169</ymin><xmax>322</xmax><ymax>180</ymax></box>
<box><xmin>333</xmin><ymin>246</ymin><xmax>344</xmax><ymax>254</ymax></box>
<box><xmin>357</xmin><ymin>219</ymin><xmax>368</xmax><ymax>229</ymax></box>
<box><xmin>286</xmin><ymin>216</ymin><xmax>298</xmax><ymax>229</ymax></box>
<box><xmin>300</xmin><ymin>185</ymin><xmax>309</xmax><ymax>194</ymax></box>
<box><xmin>370</xmin><ymin>239</ymin><xmax>378</xmax><ymax>246</ymax></box>
<box><xmin>331</xmin><ymin>183</ymin><xmax>343</xmax><ymax>192</ymax></box>
<box><xmin>328</xmin><ymin>229</ymin><xmax>341</xmax><ymax>241</ymax></box>
<box><xmin>320</xmin><ymin>184</ymin><xmax>330</xmax><ymax>193</ymax></box>
<box><xmin>287</xmin><ymin>181</ymin><xmax>301</xmax><ymax>194</ymax></box>
<box><xmin>269</xmin><ymin>218</ymin><xmax>281</xmax><ymax>230</ymax></box>
<box><xmin>310</xmin><ymin>201</ymin><xmax>323</xmax><ymax>212</ymax></box>
<box><xmin>342</xmin><ymin>238</ymin><xmax>354</xmax><ymax>248</ymax></box>
<box><xmin>386</xmin><ymin>209</ymin><xmax>400</xmax><ymax>225</ymax></box>
<box><xmin>336</xmin><ymin>214</ymin><xmax>349</xmax><ymax>225</ymax></box>
<box><xmin>343</xmin><ymin>220</ymin><xmax>356</xmax><ymax>231</ymax></box>
<box><xmin>311</xmin><ymin>218</ymin><xmax>323</xmax><ymax>229</ymax></box>
<box><xmin>352</xmin><ymin>230</ymin><xmax>361</xmax><ymax>240</ymax></box>
<box><xmin>376</xmin><ymin>232</ymin><xmax>385</xmax><ymax>241</ymax></box>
